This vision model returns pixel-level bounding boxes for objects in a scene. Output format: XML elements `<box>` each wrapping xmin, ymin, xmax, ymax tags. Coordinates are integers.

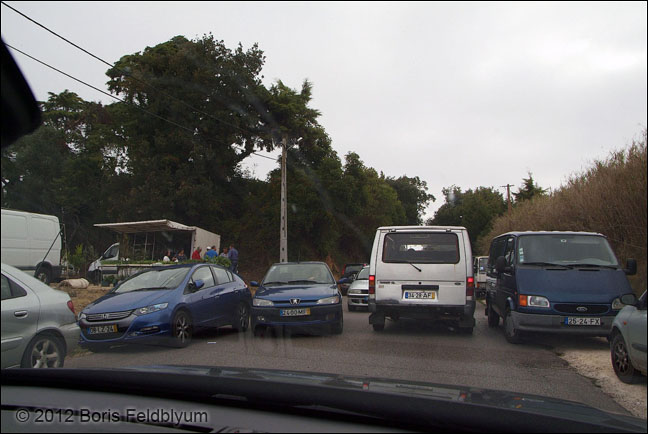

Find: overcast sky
<box><xmin>2</xmin><ymin>1</ymin><xmax>646</xmax><ymax>220</ymax></box>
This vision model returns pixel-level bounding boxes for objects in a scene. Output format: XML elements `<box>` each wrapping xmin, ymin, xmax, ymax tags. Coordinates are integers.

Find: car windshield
<box><xmin>262</xmin><ymin>263</ymin><xmax>335</xmax><ymax>285</ymax></box>
<box><xmin>356</xmin><ymin>267</ymin><xmax>370</xmax><ymax>280</ymax></box>
<box><xmin>114</xmin><ymin>268</ymin><xmax>190</xmax><ymax>293</ymax></box>
<box><xmin>1</xmin><ymin>1</ymin><xmax>646</xmax><ymax>429</ymax></box>
<box><xmin>518</xmin><ymin>235</ymin><xmax>620</xmax><ymax>267</ymax></box>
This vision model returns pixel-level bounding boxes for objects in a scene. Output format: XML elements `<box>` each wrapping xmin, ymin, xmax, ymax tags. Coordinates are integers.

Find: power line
<box><xmin>5</xmin><ymin>43</ymin><xmax>277</xmax><ymax>162</ymax></box>
<box><xmin>1</xmin><ymin>0</ymin><xmax>264</xmax><ymax>139</ymax></box>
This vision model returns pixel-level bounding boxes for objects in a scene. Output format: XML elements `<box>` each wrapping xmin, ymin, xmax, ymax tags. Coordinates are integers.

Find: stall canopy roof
<box><xmin>94</xmin><ymin>220</ymin><xmax>196</xmax><ymax>234</ymax></box>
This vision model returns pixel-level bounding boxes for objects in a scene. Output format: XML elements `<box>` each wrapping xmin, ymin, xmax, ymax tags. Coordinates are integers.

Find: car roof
<box><xmin>378</xmin><ymin>225</ymin><xmax>467</xmax><ymax>231</ymax></box>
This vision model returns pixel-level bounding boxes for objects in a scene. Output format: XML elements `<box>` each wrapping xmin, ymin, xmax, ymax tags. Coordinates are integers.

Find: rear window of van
<box><xmin>382</xmin><ymin>232</ymin><xmax>460</xmax><ymax>264</ymax></box>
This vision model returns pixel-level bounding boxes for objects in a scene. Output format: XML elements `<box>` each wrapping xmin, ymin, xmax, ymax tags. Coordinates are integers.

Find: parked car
<box><xmin>1</xmin><ymin>263</ymin><xmax>79</xmax><ymax>368</ymax></box>
<box><xmin>1</xmin><ymin>208</ymin><xmax>62</xmax><ymax>284</ymax></box>
<box><xmin>473</xmin><ymin>256</ymin><xmax>488</xmax><ymax>298</ymax></box>
<box><xmin>610</xmin><ymin>291</ymin><xmax>647</xmax><ymax>384</ymax></box>
<box><xmin>338</xmin><ymin>263</ymin><xmax>366</xmax><ymax>295</ymax></box>
<box><xmin>78</xmin><ymin>263</ymin><xmax>251</xmax><ymax>349</ymax></box>
<box><xmin>347</xmin><ymin>266</ymin><xmax>370</xmax><ymax>311</ymax></box>
<box><xmin>250</xmin><ymin>262</ymin><xmax>344</xmax><ymax>336</ymax></box>
<box><xmin>368</xmin><ymin>226</ymin><xmax>476</xmax><ymax>333</ymax></box>
<box><xmin>485</xmin><ymin>232</ymin><xmax>637</xmax><ymax>344</ymax></box>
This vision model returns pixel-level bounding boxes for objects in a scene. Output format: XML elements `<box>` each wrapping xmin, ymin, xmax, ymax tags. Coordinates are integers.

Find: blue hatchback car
<box><xmin>485</xmin><ymin>232</ymin><xmax>637</xmax><ymax>344</ymax></box>
<box><xmin>79</xmin><ymin>263</ymin><xmax>252</xmax><ymax>349</ymax></box>
<box><xmin>250</xmin><ymin>262</ymin><xmax>343</xmax><ymax>336</ymax></box>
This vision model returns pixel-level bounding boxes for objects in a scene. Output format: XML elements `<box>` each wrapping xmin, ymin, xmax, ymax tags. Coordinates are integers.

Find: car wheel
<box><xmin>172</xmin><ymin>311</ymin><xmax>192</xmax><ymax>348</ymax></box>
<box><xmin>21</xmin><ymin>334</ymin><xmax>64</xmax><ymax>368</ymax></box>
<box><xmin>487</xmin><ymin>303</ymin><xmax>500</xmax><ymax>328</ymax></box>
<box><xmin>611</xmin><ymin>333</ymin><xmax>643</xmax><ymax>384</ymax></box>
<box><xmin>504</xmin><ymin>310</ymin><xmax>522</xmax><ymax>344</ymax></box>
<box><xmin>372</xmin><ymin>323</ymin><xmax>385</xmax><ymax>332</ymax></box>
<box><xmin>459</xmin><ymin>325</ymin><xmax>474</xmax><ymax>335</ymax></box>
<box><xmin>232</xmin><ymin>302</ymin><xmax>250</xmax><ymax>332</ymax></box>
<box><xmin>35</xmin><ymin>267</ymin><xmax>52</xmax><ymax>285</ymax></box>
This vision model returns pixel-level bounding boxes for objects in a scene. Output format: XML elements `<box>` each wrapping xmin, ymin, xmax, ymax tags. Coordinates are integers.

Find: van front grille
<box><xmin>553</xmin><ymin>304</ymin><xmax>609</xmax><ymax>315</ymax></box>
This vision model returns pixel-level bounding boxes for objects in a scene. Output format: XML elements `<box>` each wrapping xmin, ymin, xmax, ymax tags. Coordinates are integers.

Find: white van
<box><xmin>1</xmin><ymin>209</ymin><xmax>62</xmax><ymax>284</ymax></box>
<box><xmin>368</xmin><ymin>226</ymin><xmax>475</xmax><ymax>333</ymax></box>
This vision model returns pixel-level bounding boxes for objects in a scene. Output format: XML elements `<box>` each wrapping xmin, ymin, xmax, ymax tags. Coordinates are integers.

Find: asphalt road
<box><xmin>67</xmin><ymin>300</ymin><xmax>630</xmax><ymax>416</ymax></box>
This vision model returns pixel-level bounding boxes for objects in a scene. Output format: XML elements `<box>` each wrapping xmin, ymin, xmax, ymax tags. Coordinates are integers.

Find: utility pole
<box><xmin>501</xmin><ymin>184</ymin><xmax>513</xmax><ymax>217</ymax></box>
<box><xmin>280</xmin><ymin>137</ymin><xmax>288</xmax><ymax>263</ymax></box>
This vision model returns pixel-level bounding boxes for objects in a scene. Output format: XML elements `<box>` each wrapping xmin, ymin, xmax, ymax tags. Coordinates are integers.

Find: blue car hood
<box><xmin>255</xmin><ymin>284</ymin><xmax>338</xmax><ymax>301</ymax></box>
<box><xmin>84</xmin><ymin>289</ymin><xmax>172</xmax><ymax>314</ymax></box>
<box><xmin>516</xmin><ymin>267</ymin><xmax>632</xmax><ymax>303</ymax></box>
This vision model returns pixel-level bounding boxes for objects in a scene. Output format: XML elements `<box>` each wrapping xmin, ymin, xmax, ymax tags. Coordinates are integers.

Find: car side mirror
<box><xmin>189</xmin><ymin>279</ymin><xmax>205</xmax><ymax>292</ymax></box>
<box><xmin>250</xmin><ymin>281</ymin><xmax>259</xmax><ymax>287</ymax></box>
<box><xmin>337</xmin><ymin>278</ymin><xmax>349</xmax><ymax>285</ymax></box>
<box><xmin>495</xmin><ymin>256</ymin><xmax>508</xmax><ymax>274</ymax></box>
<box><xmin>620</xmin><ymin>293</ymin><xmax>638</xmax><ymax>306</ymax></box>
<box><xmin>624</xmin><ymin>259</ymin><xmax>637</xmax><ymax>276</ymax></box>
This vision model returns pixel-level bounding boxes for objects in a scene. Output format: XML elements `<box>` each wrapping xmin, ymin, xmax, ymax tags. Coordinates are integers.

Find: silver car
<box><xmin>1</xmin><ymin>263</ymin><xmax>79</xmax><ymax>368</ymax></box>
<box><xmin>347</xmin><ymin>266</ymin><xmax>369</xmax><ymax>311</ymax></box>
<box><xmin>610</xmin><ymin>291</ymin><xmax>647</xmax><ymax>383</ymax></box>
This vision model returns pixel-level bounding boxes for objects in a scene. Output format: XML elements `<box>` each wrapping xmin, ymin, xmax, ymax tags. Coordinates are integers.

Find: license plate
<box><xmin>88</xmin><ymin>324</ymin><xmax>118</xmax><ymax>334</ymax></box>
<box><xmin>280</xmin><ymin>308</ymin><xmax>311</xmax><ymax>317</ymax></box>
<box><xmin>565</xmin><ymin>317</ymin><xmax>601</xmax><ymax>326</ymax></box>
<box><xmin>404</xmin><ymin>291</ymin><xmax>436</xmax><ymax>300</ymax></box>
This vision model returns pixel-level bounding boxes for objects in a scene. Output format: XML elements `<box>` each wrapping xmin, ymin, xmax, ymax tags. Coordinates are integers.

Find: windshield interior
<box><xmin>115</xmin><ymin>268</ymin><xmax>190</xmax><ymax>293</ymax></box>
<box><xmin>518</xmin><ymin>235</ymin><xmax>619</xmax><ymax>267</ymax></box>
<box><xmin>262</xmin><ymin>264</ymin><xmax>335</xmax><ymax>285</ymax></box>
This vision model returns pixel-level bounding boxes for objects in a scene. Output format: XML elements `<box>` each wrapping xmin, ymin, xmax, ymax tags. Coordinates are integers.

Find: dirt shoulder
<box><xmin>557</xmin><ymin>338</ymin><xmax>647</xmax><ymax>420</ymax></box>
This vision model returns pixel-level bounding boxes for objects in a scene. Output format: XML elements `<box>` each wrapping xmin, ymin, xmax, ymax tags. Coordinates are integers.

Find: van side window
<box><xmin>487</xmin><ymin>237</ymin><xmax>507</xmax><ymax>274</ymax></box>
<box><xmin>504</xmin><ymin>237</ymin><xmax>515</xmax><ymax>266</ymax></box>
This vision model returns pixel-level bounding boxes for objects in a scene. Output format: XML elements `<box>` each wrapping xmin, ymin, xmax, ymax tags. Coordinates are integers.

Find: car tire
<box><xmin>21</xmin><ymin>334</ymin><xmax>65</xmax><ymax>368</ymax></box>
<box><xmin>487</xmin><ymin>303</ymin><xmax>500</xmax><ymax>328</ymax></box>
<box><xmin>172</xmin><ymin>310</ymin><xmax>192</xmax><ymax>348</ymax></box>
<box><xmin>611</xmin><ymin>332</ymin><xmax>643</xmax><ymax>384</ymax></box>
<box><xmin>232</xmin><ymin>302</ymin><xmax>250</xmax><ymax>332</ymax></box>
<box><xmin>504</xmin><ymin>310</ymin><xmax>522</xmax><ymax>344</ymax></box>
<box><xmin>35</xmin><ymin>266</ymin><xmax>52</xmax><ymax>285</ymax></box>
<box><xmin>459</xmin><ymin>325</ymin><xmax>474</xmax><ymax>335</ymax></box>
<box><xmin>372</xmin><ymin>323</ymin><xmax>385</xmax><ymax>332</ymax></box>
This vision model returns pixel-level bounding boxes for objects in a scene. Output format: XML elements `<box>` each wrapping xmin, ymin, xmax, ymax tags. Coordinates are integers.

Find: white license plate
<box><xmin>280</xmin><ymin>308</ymin><xmax>311</xmax><ymax>317</ymax></box>
<box><xmin>403</xmin><ymin>291</ymin><xmax>436</xmax><ymax>300</ymax></box>
<box><xmin>565</xmin><ymin>317</ymin><xmax>601</xmax><ymax>326</ymax></box>
<box><xmin>88</xmin><ymin>324</ymin><xmax>118</xmax><ymax>334</ymax></box>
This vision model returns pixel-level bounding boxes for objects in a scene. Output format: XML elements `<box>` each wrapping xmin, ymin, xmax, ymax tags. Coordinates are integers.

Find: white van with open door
<box><xmin>368</xmin><ymin>226</ymin><xmax>475</xmax><ymax>333</ymax></box>
<box><xmin>1</xmin><ymin>208</ymin><xmax>62</xmax><ymax>284</ymax></box>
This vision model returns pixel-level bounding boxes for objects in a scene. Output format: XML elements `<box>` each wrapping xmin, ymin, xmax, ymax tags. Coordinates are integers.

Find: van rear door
<box><xmin>375</xmin><ymin>230</ymin><xmax>469</xmax><ymax>306</ymax></box>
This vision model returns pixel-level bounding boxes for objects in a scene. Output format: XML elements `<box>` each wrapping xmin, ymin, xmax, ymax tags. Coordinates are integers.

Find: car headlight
<box><xmin>612</xmin><ymin>298</ymin><xmax>625</xmax><ymax>310</ymax></box>
<box><xmin>520</xmin><ymin>295</ymin><xmax>550</xmax><ymax>308</ymax></box>
<box><xmin>253</xmin><ymin>298</ymin><xmax>274</xmax><ymax>307</ymax></box>
<box><xmin>317</xmin><ymin>295</ymin><xmax>340</xmax><ymax>305</ymax></box>
<box><xmin>134</xmin><ymin>303</ymin><xmax>168</xmax><ymax>316</ymax></box>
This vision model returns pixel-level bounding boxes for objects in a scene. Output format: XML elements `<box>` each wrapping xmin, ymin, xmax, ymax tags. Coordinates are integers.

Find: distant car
<box><xmin>339</xmin><ymin>263</ymin><xmax>366</xmax><ymax>295</ymax></box>
<box><xmin>250</xmin><ymin>262</ymin><xmax>344</xmax><ymax>336</ymax></box>
<box><xmin>1</xmin><ymin>263</ymin><xmax>79</xmax><ymax>368</ymax></box>
<box><xmin>473</xmin><ymin>256</ymin><xmax>488</xmax><ymax>298</ymax></box>
<box><xmin>610</xmin><ymin>291</ymin><xmax>647</xmax><ymax>384</ymax></box>
<box><xmin>78</xmin><ymin>263</ymin><xmax>251</xmax><ymax>349</ymax></box>
<box><xmin>347</xmin><ymin>266</ymin><xmax>369</xmax><ymax>311</ymax></box>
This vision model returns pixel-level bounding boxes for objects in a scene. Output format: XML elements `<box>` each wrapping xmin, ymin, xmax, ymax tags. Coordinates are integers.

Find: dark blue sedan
<box><xmin>251</xmin><ymin>262</ymin><xmax>343</xmax><ymax>336</ymax></box>
<box><xmin>78</xmin><ymin>264</ymin><xmax>252</xmax><ymax>349</ymax></box>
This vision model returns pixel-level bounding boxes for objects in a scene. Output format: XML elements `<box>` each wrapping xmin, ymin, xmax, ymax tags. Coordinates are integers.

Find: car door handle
<box><xmin>14</xmin><ymin>311</ymin><xmax>28</xmax><ymax>318</ymax></box>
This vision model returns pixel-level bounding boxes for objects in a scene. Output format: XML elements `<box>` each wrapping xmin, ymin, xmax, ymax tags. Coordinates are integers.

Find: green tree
<box><xmin>513</xmin><ymin>172</ymin><xmax>547</xmax><ymax>202</ymax></box>
<box><xmin>385</xmin><ymin>175</ymin><xmax>435</xmax><ymax>225</ymax></box>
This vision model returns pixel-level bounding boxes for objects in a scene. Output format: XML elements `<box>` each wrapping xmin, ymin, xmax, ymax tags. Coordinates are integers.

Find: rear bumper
<box><xmin>511</xmin><ymin>311</ymin><xmax>614</xmax><ymax>336</ymax></box>
<box><xmin>369</xmin><ymin>300</ymin><xmax>475</xmax><ymax>323</ymax></box>
<box><xmin>348</xmin><ymin>293</ymin><xmax>369</xmax><ymax>308</ymax></box>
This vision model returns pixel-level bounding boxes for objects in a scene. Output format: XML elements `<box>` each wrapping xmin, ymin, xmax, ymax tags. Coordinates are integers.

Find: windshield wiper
<box><xmin>407</xmin><ymin>262</ymin><xmax>422</xmax><ymax>272</ymax></box>
<box><xmin>567</xmin><ymin>263</ymin><xmax>618</xmax><ymax>270</ymax></box>
<box><xmin>262</xmin><ymin>281</ymin><xmax>289</xmax><ymax>286</ymax></box>
<box><xmin>287</xmin><ymin>280</ymin><xmax>321</xmax><ymax>285</ymax></box>
<box><xmin>522</xmin><ymin>262</ymin><xmax>571</xmax><ymax>269</ymax></box>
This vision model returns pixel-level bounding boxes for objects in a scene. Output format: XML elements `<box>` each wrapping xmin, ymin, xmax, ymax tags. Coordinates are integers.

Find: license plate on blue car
<box><xmin>280</xmin><ymin>308</ymin><xmax>311</xmax><ymax>317</ymax></box>
<box><xmin>565</xmin><ymin>317</ymin><xmax>601</xmax><ymax>326</ymax></box>
<box><xmin>88</xmin><ymin>324</ymin><xmax>118</xmax><ymax>334</ymax></box>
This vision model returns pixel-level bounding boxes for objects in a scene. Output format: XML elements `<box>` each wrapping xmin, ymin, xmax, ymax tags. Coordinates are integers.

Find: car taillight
<box><xmin>67</xmin><ymin>300</ymin><xmax>75</xmax><ymax>315</ymax></box>
<box><xmin>466</xmin><ymin>277</ymin><xmax>474</xmax><ymax>298</ymax></box>
<box><xmin>369</xmin><ymin>275</ymin><xmax>376</xmax><ymax>295</ymax></box>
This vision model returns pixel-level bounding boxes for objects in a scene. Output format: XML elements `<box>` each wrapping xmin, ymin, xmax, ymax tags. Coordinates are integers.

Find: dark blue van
<box><xmin>485</xmin><ymin>232</ymin><xmax>637</xmax><ymax>344</ymax></box>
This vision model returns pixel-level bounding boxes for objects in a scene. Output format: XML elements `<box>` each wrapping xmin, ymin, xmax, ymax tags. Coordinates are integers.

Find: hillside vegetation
<box><xmin>477</xmin><ymin>131</ymin><xmax>647</xmax><ymax>293</ymax></box>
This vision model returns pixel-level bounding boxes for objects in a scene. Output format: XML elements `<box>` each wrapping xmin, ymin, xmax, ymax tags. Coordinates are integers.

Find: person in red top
<box><xmin>191</xmin><ymin>247</ymin><xmax>202</xmax><ymax>260</ymax></box>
